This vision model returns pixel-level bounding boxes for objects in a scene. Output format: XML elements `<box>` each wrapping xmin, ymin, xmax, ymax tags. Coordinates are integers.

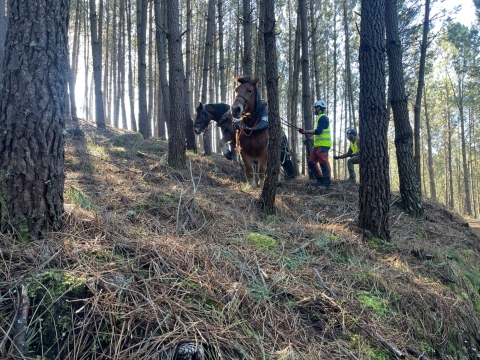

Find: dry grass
<box><xmin>0</xmin><ymin>119</ymin><xmax>479</xmax><ymax>360</ymax></box>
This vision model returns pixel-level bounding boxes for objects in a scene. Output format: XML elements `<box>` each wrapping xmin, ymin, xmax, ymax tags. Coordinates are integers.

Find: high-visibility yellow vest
<box><xmin>314</xmin><ymin>114</ymin><xmax>331</xmax><ymax>147</ymax></box>
<box><xmin>350</xmin><ymin>138</ymin><xmax>359</xmax><ymax>154</ymax></box>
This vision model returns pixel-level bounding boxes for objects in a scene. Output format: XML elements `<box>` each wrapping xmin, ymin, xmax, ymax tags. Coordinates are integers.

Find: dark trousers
<box><xmin>347</xmin><ymin>155</ymin><xmax>360</xmax><ymax>180</ymax></box>
<box><xmin>308</xmin><ymin>146</ymin><xmax>331</xmax><ymax>185</ymax></box>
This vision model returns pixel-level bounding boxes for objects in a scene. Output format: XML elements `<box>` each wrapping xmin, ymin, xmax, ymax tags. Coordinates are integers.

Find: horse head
<box><xmin>193</xmin><ymin>102</ymin><xmax>210</xmax><ymax>135</ymax></box>
<box><xmin>231</xmin><ymin>76</ymin><xmax>261</xmax><ymax>119</ymax></box>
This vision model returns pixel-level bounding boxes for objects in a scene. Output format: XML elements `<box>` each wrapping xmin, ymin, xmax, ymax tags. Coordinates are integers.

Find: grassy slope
<box><xmin>0</xmin><ymin>120</ymin><xmax>479</xmax><ymax>360</ymax></box>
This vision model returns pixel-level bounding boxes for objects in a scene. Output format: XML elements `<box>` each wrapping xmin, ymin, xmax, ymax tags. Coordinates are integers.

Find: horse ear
<box><xmin>198</xmin><ymin>102</ymin><xmax>203</xmax><ymax>108</ymax></box>
<box><xmin>253</xmin><ymin>77</ymin><xmax>260</xmax><ymax>85</ymax></box>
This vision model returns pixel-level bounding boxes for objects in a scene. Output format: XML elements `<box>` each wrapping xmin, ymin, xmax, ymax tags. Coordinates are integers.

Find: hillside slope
<box><xmin>0</xmin><ymin>120</ymin><xmax>479</xmax><ymax>360</ymax></box>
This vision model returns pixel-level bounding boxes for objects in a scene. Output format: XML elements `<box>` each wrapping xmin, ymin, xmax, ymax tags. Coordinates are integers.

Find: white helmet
<box><xmin>314</xmin><ymin>100</ymin><xmax>327</xmax><ymax>108</ymax></box>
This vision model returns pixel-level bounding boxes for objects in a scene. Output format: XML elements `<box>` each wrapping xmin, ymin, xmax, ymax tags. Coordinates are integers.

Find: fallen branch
<box><xmin>406</xmin><ymin>346</ymin><xmax>431</xmax><ymax>360</ymax></box>
<box><xmin>359</xmin><ymin>320</ymin><xmax>405</xmax><ymax>358</ymax></box>
<box><xmin>12</xmin><ymin>285</ymin><xmax>29</xmax><ymax>360</ymax></box>
<box><xmin>0</xmin><ymin>290</ymin><xmax>21</xmax><ymax>355</ymax></box>
<box><xmin>178</xmin><ymin>160</ymin><xmax>203</xmax><ymax>233</ymax></box>
<box><xmin>254</xmin><ymin>254</ymin><xmax>267</xmax><ymax>288</ymax></box>
<box><xmin>313</xmin><ymin>267</ymin><xmax>338</xmax><ymax>298</ymax></box>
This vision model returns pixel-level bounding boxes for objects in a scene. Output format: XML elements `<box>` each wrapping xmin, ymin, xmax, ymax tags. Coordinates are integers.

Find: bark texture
<box><xmin>0</xmin><ymin>0</ymin><xmax>5</xmax><ymax>77</ymax></box>
<box><xmin>166</xmin><ymin>0</ymin><xmax>186</xmax><ymax>169</ymax></box>
<box><xmin>89</xmin><ymin>0</ymin><xmax>106</xmax><ymax>129</ymax></box>
<box><xmin>298</xmin><ymin>0</ymin><xmax>313</xmax><ymax>158</ymax></box>
<box><xmin>154</xmin><ymin>0</ymin><xmax>168</xmax><ymax>137</ymax></box>
<box><xmin>358</xmin><ymin>0</ymin><xmax>390</xmax><ymax>240</ymax></box>
<box><xmin>137</xmin><ymin>0</ymin><xmax>150</xmax><ymax>137</ymax></box>
<box><xmin>0</xmin><ymin>0</ymin><xmax>69</xmax><ymax>238</ymax></box>
<box><xmin>242</xmin><ymin>0</ymin><xmax>252</xmax><ymax>75</ymax></box>
<box><xmin>385</xmin><ymin>0</ymin><xmax>424</xmax><ymax>218</ymax></box>
<box><xmin>260</xmin><ymin>0</ymin><xmax>280</xmax><ymax>214</ymax></box>
<box><xmin>413</xmin><ymin>0</ymin><xmax>430</xmax><ymax>187</ymax></box>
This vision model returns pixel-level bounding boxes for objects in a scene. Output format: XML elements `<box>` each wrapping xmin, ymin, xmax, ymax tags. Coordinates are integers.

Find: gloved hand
<box><xmin>298</xmin><ymin>128</ymin><xmax>305</xmax><ymax>134</ymax></box>
<box><xmin>333</xmin><ymin>156</ymin><xmax>340</xmax><ymax>160</ymax></box>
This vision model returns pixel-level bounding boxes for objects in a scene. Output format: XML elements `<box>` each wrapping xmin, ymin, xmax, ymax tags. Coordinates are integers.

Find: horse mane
<box><xmin>205</xmin><ymin>103</ymin><xmax>230</xmax><ymax>121</ymax></box>
<box><xmin>234</xmin><ymin>75</ymin><xmax>251</xmax><ymax>84</ymax></box>
<box><xmin>208</xmin><ymin>103</ymin><xmax>230</xmax><ymax>114</ymax></box>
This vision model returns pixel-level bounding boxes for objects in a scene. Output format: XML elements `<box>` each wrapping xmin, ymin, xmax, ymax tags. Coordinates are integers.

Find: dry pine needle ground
<box><xmin>0</xmin><ymin>119</ymin><xmax>479</xmax><ymax>360</ymax></box>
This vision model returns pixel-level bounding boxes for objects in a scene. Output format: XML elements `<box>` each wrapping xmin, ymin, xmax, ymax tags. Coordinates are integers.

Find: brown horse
<box><xmin>231</xmin><ymin>76</ymin><xmax>291</xmax><ymax>188</ymax></box>
<box><xmin>193</xmin><ymin>102</ymin><xmax>236</xmax><ymax>160</ymax></box>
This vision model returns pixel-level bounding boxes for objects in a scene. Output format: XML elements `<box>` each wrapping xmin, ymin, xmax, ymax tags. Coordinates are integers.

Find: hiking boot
<box><xmin>314</xmin><ymin>181</ymin><xmax>330</xmax><ymax>188</ymax></box>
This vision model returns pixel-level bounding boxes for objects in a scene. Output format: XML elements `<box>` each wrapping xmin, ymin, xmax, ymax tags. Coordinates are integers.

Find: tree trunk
<box><xmin>333</xmin><ymin>6</ymin><xmax>337</xmax><ymax>179</ymax></box>
<box><xmin>343</xmin><ymin>0</ymin><xmax>356</xmax><ymax>128</ymax></box>
<box><xmin>137</xmin><ymin>0</ymin><xmax>149</xmax><ymax>137</ymax></box>
<box><xmin>242</xmin><ymin>0</ymin><xmax>252</xmax><ymax>75</ymax></box>
<box><xmin>166</xmin><ymin>0</ymin><xmax>186</xmax><ymax>169</ymax></box>
<box><xmin>154</xmin><ymin>0</ymin><xmax>168</xmax><ymax>137</ymax></box>
<box><xmin>234</xmin><ymin>1</ymin><xmax>240</xmax><ymax>77</ymax></box>
<box><xmin>201</xmin><ymin>0</ymin><xmax>215</xmax><ymax>155</ymax></box>
<box><xmin>0</xmin><ymin>0</ymin><xmax>69</xmax><ymax>238</ymax></box>
<box><xmin>260</xmin><ymin>0</ymin><xmax>280</xmax><ymax>214</ymax></box>
<box><xmin>119</xmin><ymin>0</ymin><xmax>127</xmax><ymax>129</ymax></box>
<box><xmin>309</xmin><ymin>0</ymin><xmax>321</xmax><ymax>99</ymax></box>
<box><xmin>413</xmin><ymin>0</ymin><xmax>430</xmax><ymax>190</ymax></box>
<box><xmin>113</xmin><ymin>0</ymin><xmax>125</xmax><ymax>128</ymax></box>
<box><xmin>148</xmin><ymin>0</ymin><xmax>154</xmax><ymax>124</ymax></box>
<box><xmin>0</xmin><ymin>0</ymin><xmax>5</xmax><ymax>78</ymax></box>
<box><xmin>288</xmin><ymin>10</ymin><xmax>301</xmax><ymax>177</ymax></box>
<box><xmin>112</xmin><ymin>0</ymin><xmax>118</xmax><ymax>126</ymax></box>
<box><xmin>255</xmin><ymin>0</ymin><xmax>265</xmax><ymax>96</ymax></box>
<box><xmin>184</xmin><ymin>0</ymin><xmax>196</xmax><ymax>151</ymax></box>
<box><xmin>424</xmin><ymin>85</ymin><xmax>436</xmax><ymax>201</ymax></box>
<box><xmin>457</xmin><ymin>80</ymin><xmax>472</xmax><ymax>215</ymax></box>
<box><xmin>385</xmin><ymin>0</ymin><xmax>423</xmax><ymax>218</ymax></box>
<box><xmin>127</xmin><ymin>0</ymin><xmax>137</xmax><ymax>131</ymax></box>
<box><xmin>68</xmin><ymin>0</ymin><xmax>81</xmax><ymax>122</ymax></box>
<box><xmin>89</xmin><ymin>0</ymin><xmax>106</xmax><ymax>129</ymax></box>
<box><xmin>358</xmin><ymin>0</ymin><xmax>390</xmax><ymax>240</ymax></box>
<box><xmin>446</xmin><ymin>81</ymin><xmax>454</xmax><ymax>209</ymax></box>
<box><xmin>102</xmin><ymin>0</ymin><xmax>110</xmax><ymax>125</ymax></box>
<box><xmin>83</xmin><ymin>10</ymin><xmax>90</xmax><ymax>121</ymax></box>
<box><xmin>298</xmin><ymin>0</ymin><xmax>313</xmax><ymax>159</ymax></box>
<box><xmin>218</xmin><ymin>0</ymin><xmax>227</xmax><ymax>102</ymax></box>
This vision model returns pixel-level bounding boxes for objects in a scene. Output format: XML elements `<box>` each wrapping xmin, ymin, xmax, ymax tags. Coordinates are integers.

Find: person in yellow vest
<box><xmin>298</xmin><ymin>100</ymin><xmax>331</xmax><ymax>187</ymax></box>
<box><xmin>334</xmin><ymin>128</ymin><xmax>359</xmax><ymax>182</ymax></box>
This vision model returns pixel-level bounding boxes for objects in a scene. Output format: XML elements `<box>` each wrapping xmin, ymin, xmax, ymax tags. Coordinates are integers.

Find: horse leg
<box><xmin>258</xmin><ymin>155</ymin><xmax>267</xmax><ymax>188</ymax></box>
<box><xmin>219</xmin><ymin>138</ymin><xmax>233</xmax><ymax>160</ymax></box>
<box><xmin>241</xmin><ymin>154</ymin><xmax>256</xmax><ymax>188</ymax></box>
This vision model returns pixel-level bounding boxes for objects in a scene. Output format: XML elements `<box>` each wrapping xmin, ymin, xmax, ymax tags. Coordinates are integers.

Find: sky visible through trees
<box><xmin>72</xmin><ymin>0</ymin><xmax>477</xmax><ymax>124</ymax></box>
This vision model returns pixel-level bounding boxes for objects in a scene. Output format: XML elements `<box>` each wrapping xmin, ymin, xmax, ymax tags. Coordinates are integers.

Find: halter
<box><xmin>233</xmin><ymin>86</ymin><xmax>256</xmax><ymax>115</ymax></box>
<box><xmin>196</xmin><ymin>108</ymin><xmax>211</xmax><ymax>133</ymax></box>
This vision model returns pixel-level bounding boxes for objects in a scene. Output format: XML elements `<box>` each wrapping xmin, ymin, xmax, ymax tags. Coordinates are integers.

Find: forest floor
<box><xmin>0</xmin><ymin>118</ymin><xmax>479</xmax><ymax>360</ymax></box>
<box><xmin>467</xmin><ymin>219</ymin><xmax>480</xmax><ymax>238</ymax></box>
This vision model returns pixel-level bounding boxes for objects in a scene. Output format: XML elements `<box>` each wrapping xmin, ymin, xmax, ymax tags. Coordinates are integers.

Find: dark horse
<box><xmin>193</xmin><ymin>102</ymin><xmax>236</xmax><ymax>160</ymax></box>
<box><xmin>231</xmin><ymin>75</ymin><xmax>295</xmax><ymax>187</ymax></box>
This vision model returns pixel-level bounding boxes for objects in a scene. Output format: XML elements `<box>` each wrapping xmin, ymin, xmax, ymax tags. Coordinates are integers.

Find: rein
<box><xmin>238</xmin><ymin>114</ymin><xmax>261</xmax><ymax>137</ymax></box>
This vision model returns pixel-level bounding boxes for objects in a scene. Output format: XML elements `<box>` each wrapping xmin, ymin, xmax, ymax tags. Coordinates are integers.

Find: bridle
<box><xmin>233</xmin><ymin>86</ymin><xmax>256</xmax><ymax>115</ymax></box>
<box><xmin>195</xmin><ymin>109</ymin><xmax>211</xmax><ymax>133</ymax></box>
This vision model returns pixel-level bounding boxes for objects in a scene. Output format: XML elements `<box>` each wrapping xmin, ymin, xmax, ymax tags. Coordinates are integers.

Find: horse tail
<box><xmin>280</xmin><ymin>132</ymin><xmax>296</xmax><ymax>180</ymax></box>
